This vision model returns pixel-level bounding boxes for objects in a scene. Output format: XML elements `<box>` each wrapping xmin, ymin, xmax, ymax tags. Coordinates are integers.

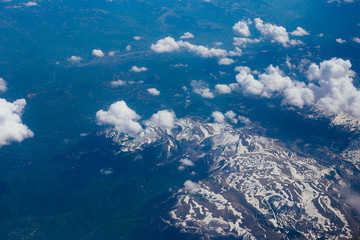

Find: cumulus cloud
<box><xmin>110</xmin><ymin>79</ymin><xmax>126</xmax><ymax>87</ymax></box>
<box><xmin>130</xmin><ymin>66</ymin><xmax>147</xmax><ymax>72</ymax></box>
<box><xmin>218</xmin><ymin>58</ymin><xmax>235</xmax><ymax>65</ymax></box>
<box><xmin>0</xmin><ymin>98</ymin><xmax>34</xmax><ymax>147</ymax></box>
<box><xmin>180</xmin><ymin>32</ymin><xmax>194</xmax><ymax>39</ymax></box>
<box><xmin>149</xmin><ymin>110</ymin><xmax>176</xmax><ymax>129</ymax></box>
<box><xmin>190</xmin><ymin>80</ymin><xmax>214</xmax><ymax>98</ymax></box>
<box><xmin>233</xmin><ymin>20</ymin><xmax>251</xmax><ymax>37</ymax></box>
<box><xmin>290</xmin><ymin>27</ymin><xmax>309</xmax><ymax>36</ymax></box>
<box><xmin>215</xmin><ymin>84</ymin><xmax>232</xmax><ymax>94</ymax></box>
<box><xmin>96</xmin><ymin>101</ymin><xmax>143</xmax><ymax>136</ymax></box>
<box><xmin>147</xmin><ymin>88</ymin><xmax>160</xmax><ymax>95</ymax></box>
<box><xmin>0</xmin><ymin>78</ymin><xmax>7</xmax><ymax>93</ymax></box>
<box><xmin>336</xmin><ymin>38</ymin><xmax>347</xmax><ymax>44</ymax></box>
<box><xmin>179</xmin><ymin>158</ymin><xmax>194</xmax><ymax>167</ymax></box>
<box><xmin>212</xmin><ymin>111</ymin><xmax>225</xmax><ymax>123</ymax></box>
<box><xmin>234</xmin><ymin>58</ymin><xmax>360</xmax><ymax>118</ymax></box>
<box><xmin>254</xmin><ymin>18</ymin><xmax>302</xmax><ymax>47</ymax></box>
<box><xmin>92</xmin><ymin>49</ymin><xmax>105</xmax><ymax>57</ymax></box>
<box><xmin>67</xmin><ymin>56</ymin><xmax>82</xmax><ymax>62</ymax></box>
<box><xmin>228</xmin><ymin>47</ymin><xmax>243</xmax><ymax>57</ymax></box>
<box><xmin>126</xmin><ymin>45</ymin><xmax>131</xmax><ymax>51</ymax></box>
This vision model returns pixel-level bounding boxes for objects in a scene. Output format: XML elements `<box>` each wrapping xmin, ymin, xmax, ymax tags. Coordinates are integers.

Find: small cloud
<box><xmin>290</xmin><ymin>27</ymin><xmax>309</xmax><ymax>36</ymax></box>
<box><xmin>110</xmin><ymin>79</ymin><xmax>126</xmax><ymax>87</ymax></box>
<box><xmin>225</xmin><ymin>110</ymin><xmax>238</xmax><ymax>124</ymax></box>
<box><xmin>317</xmin><ymin>33</ymin><xmax>324</xmax><ymax>37</ymax></box>
<box><xmin>92</xmin><ymin>49</ymin><xmax>105</xmax><ymax>57</ymax></box>
<box><xmin>100</xmin><ymin>167</ymin><xmax>114</xmax><ymax>175</ymax></box>
<box><xmin>130</xmin><ymin>66</ymin><xmax>147</xmax><ymax>72</ymax></box>
<box><xmin>24</xmin><ymin>1</ymin><xmax>37</xmax><ymax>6</ymax></box>
<box><xmin>147</xmin><ymin>88</ymin><xmax>160</xmax><ymax>96</ymax></box>
<box><xmin>179</xmin><ymin>158</ymin><xmax>194</xmax><ymax>167</ymax></box>
<box><xmin>171</xmin><ymin>63</ymin><xmax>188</xmax><ymax>68</ymax></box>
<box><xmin>133</xmin><ymin>36</ymin><xmax>143</xmax><ymax>40</ymax></box>
<box><xmin>0</xmin><ymin>78</ymin><xmax>7</xmax><ymax>93</ymax></box>
<box><xmin>336</xmin><ymin>38</ymin><xmax>347</xmax><ymax>44</ymax></box>
<box><xmin>212</xmin><ymin>111</ymin><xmax>225</xmax><ymax>123</ymax></box>
<box><xmin>108</xmin><ymin>51</ymin><xmax>117</xmax><ymax>56</ymax></box>
<box><xmin>353</xmin><ymin>37</ymin><xmax>360</xmax><ymax>43</ymax></box>
<box><xmin>190</xmin><ymin>80</ymin><xmax>214</xmax><ymax>99</ymax></box>
<box><xmin>218</xmin><ymin>58</ymin><xmax>235</xmax><ymax>65</ymax></box>
<box><xmin>67</xmin><ymin>56</ymin><xmax>82</xmax><ymax>62</ymax></box>
<box><xmin>126</xmin><ymin>45</ymin><xmax>131</xmax><ymax>51</ymax></box>
<box><xmin>184</xmin><ymin>180</ymin><xmax>199</xmax><ymax>194</ymax></box>
<box><xmin>180</xmin><ymin>32</ymin><xmax>194</xmax><ymax>39</ymax></box>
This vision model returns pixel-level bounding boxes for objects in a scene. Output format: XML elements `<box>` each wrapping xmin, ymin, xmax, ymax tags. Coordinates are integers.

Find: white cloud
<box><xmin>100</xmin><ymin>167</ymin><xmax>114</xmax><ymax>175</ymax></box>
<box><xmin>225</xmin><ymin>110</ymin><xmax>238</xmax><ymax>124</ymax></box>
<box><xmin>147</xmin><ymin>88</ymin><xmax>160</xmax><ymax>95</ymax></box>
<box><xmin>149</xmin><ymin>110</ymin><xmax>176</xmax><ymax>129</ymax></box>
<box><xmin>180</xmin><ymin>32</ymin><xmax>194</xmax><ymax>39</ymax></box>
<box><xmin>290</xmin><ymin>27</ymin><xmax>309</xmax><ymax>36</ymax></box>
<box><xmin>234</xmin><ymin>58</ymin><xmax>360</xmax><ymax>118</ymax></box>
<box><xmin>130</xmin><ymin>66</ymin><xmax>147</xmax><ymax>72</ymax></box>
<box><xmin>110</xmin><ymin>79</ymin><xmax>126</xmax><ymax>87</ymax></box>
<box><xmin>108</xmin><ymin>51</ymin><xmax>117</xmax><ymax>56</ymax></box>
<box><xmin>0</xmin><ymin>78</ymin><xmax>7</xmax><ymax>93</ymax></box>
<box><xmin>228</xmin><ymin>47</ymin><xmax>243</xmax><ymax>57</ymax></box>
<box><xmin>151</xmin><ymin>37</ymin><xmax>228</xmax><ymax>58</ymax></box>
<box><xmin>67</xmin><ymin>56</ymin><xmax>82</xmax><ymax>62</ymax></box>
<box><xmin>353</xmin><ymin>37</ymin><xmax>360</xmax><ymax>43</ymax></box>
<box><xmin>126</xmin><ymin>45</ymin><xmax>131</xmax><ymax>51</ymax></box>
<box><xmin>254</xmin><ymin>18</ymin><xmax>302</xmax><ymax>47</ymax></box>
<box><xmin>218</xmin><ymin>58</ymin><xmax>234</xmax><ymax>65</ymax></box>
<box><xmin>190</xmin><ymin>80</ymin><xmax>214</xmax><ymax>98</ymax></box>
<box><xmin>233</xmin><ymin>37</ymin><xmax>260</xmax><ymax>47</ymax></box>
<box><xmin>212</xmin><ymin>111</ymin><xmax>225</xmax><ymax>123</ymax></box>
<box><xmin>133</xmin><ymin>36</ymin><xmax>143</xmax><ymax>40</ymax></box>
<box><xmin>184</xmin><ymin>180</ymin><xmax>199</xmax><ymax>194</ymax></box>
<box><xmin>24</xmin><ymin>1</ymin><xmax>37</xmax><ymax>6</ymax></box>
<box><xmin>151</xmin><ymin>37</ymin><xmax>180</xmax><ymax>53</ymax></box>
<box><xmin>96</xmin><ymin>101</ymin><xmax>143</xmax><ymax>136</ymax></box>
<box><xmin>92</xmin><ymin>49</ymin><xmax>105</xmax><ymax>57</ymax></box>
<box><xmin>215</xmin><ymin>84</ymin><xmax>232</xmax><ymax>94</ymax></box>
<box><xmin>336</xmin><ymin>38</ymin><xmax>347</xmax><ymax>44</ymax></box>
<box><xmin>179</xmin><ymin>158</ymin><xmax>194</xmax><ymax>167</ymax></box>
<box><xmin>0</xmin><ymin>98</ymin><xmax>34</xmax><ymax>147</ymax></box>
<box><xmin>233</xmin><ymin>20</ymin><xmax>251</xmax><ymax>37</ymax></box>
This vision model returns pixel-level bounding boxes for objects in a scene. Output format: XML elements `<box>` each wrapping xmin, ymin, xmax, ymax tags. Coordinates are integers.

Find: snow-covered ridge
<box><xmin>102</xmin><ymin>117</ymin><xmax>358</xmax><ymax>239</ymax></box>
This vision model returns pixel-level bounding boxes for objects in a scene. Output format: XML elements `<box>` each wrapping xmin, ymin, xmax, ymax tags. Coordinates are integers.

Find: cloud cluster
<box><xmin>191</xmin><ymin>80</ymin><xmax>214</xmax><ymax>98</ymax></box>
<box><xmin>96</xmin><ymin>101</ymin><xmax>143</xmax><ymax>136</ymax></box>
<box><xmin>0</xmin><ymin>98</ymin><xmax>34</xmax><ymax>147</ymax></box>
<box><xmin>254</xmin><ymin>18</ymin><xmax>302</xmax><ymax>47</ymax></box>
<box><xmin>234</xmin><ymin>58</ymin><xmax>360</xmax><ymax>117</ymax></box>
